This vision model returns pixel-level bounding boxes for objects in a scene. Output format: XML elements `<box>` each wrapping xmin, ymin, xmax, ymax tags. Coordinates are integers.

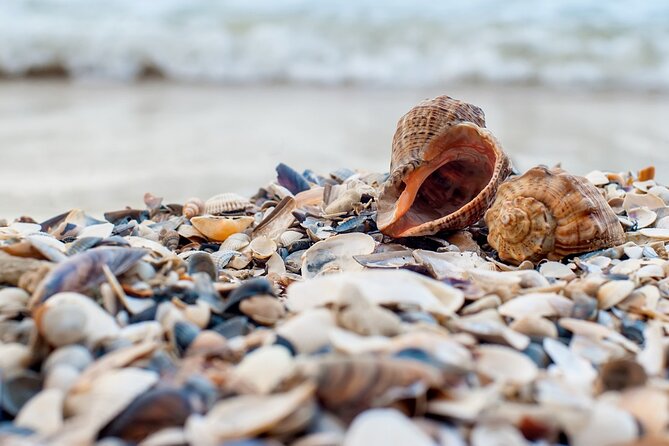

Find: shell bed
<box><xmin>1</xmin><ymin>162</ymin><xmax>668</xmax><ymax>446</ymax></box>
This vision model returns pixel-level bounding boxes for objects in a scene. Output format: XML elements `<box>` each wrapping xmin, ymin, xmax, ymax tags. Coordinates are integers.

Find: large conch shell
<box><xmin>377</xmin><ymin>96</ymin><xmax>511</xmax><ymax>238</ymax></box>
<box><xmin>485</xmin><ymin>165</ymin><xmax>626</xmax><ymax>264</ymax></box>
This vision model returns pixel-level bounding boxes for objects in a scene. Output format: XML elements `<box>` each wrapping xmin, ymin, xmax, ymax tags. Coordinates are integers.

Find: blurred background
<box><xmin>1</xmin><ymin>0</ymin><xmax>668</xmax><ymax>220</ymax></box>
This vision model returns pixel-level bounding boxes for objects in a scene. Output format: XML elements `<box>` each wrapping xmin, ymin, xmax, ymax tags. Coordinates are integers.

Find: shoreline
<box><xmin>2</xmin><ymin>80</ymin><xmax>668</xmax><ymax>220</ymax></box>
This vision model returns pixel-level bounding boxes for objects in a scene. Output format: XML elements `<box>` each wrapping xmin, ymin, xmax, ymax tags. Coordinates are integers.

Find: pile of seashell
<box><xmin>2</xmin><ymin>96</ymin><xmax>669</xmax><ymax>446</ymax></box>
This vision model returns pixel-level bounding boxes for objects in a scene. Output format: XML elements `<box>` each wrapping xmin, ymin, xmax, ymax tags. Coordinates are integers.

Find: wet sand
<box><xmin>1</xmin><ymin>80</ymin><xmax>668</xmax><ymax>220</ymax></box>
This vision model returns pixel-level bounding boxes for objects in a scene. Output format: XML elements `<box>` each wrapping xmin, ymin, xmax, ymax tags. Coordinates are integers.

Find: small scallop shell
<box><xmin>190</xmin><ymin>216</ymin><xmax>254</xmax><ymax>242</ymax></box>
<box><xmin>485</xmin><ymin>166</ymin><xmax>626</xmax><ymax>265</ymax></box>
<box><xmin>204</xmin><ymin>193</ymin><xmax>252</xmax><ymax>215</ymax></box>
<box><xmin>278</xmin><ymin>230</ymin><xmax>305</xmax><ymax>247</ymax></box>
<box><xmin>210</xmin><ymin>250</ymin><xmax>238</xmax><ymax>271</ymax></box>
<box><xmin>220</xmin><ymin>232</ymin><xmax>251</xmax><ymax>251</ymax></box>
<box><xmin>182</xmin><ymin>198</ymin><xmax>205</xmax><ymax>219</ymax></box>
<box><xmin>377</xmin><ymin>95</ymin><xmax>511</xmax><ymax>238</ymax></box>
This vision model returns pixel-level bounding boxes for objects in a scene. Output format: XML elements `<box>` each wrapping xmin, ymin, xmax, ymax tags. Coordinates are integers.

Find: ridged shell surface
<box><xmin>485</xmin><ymin>166</ymin><xmax>626</xmax><ymax>264</ymax></box>
<box><xmin>204</xmin><ymin>193</ymin><xmax>251</xmax><ymax>215</ymax></box>
<box><xmin>377</xmin><ymin>96</ymin><xmax>511</xmax><ymax>238</ymax></box>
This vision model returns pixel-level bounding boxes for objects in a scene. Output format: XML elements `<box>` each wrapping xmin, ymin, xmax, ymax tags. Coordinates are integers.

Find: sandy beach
<box><xmin>1</xmin><ymin>80</ymin><xmax>668</xmax><ymax>220</ymax></box>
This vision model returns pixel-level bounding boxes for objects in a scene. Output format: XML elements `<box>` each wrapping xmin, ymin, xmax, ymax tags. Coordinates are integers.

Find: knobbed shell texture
<box><xmin>377</xmin><ymin>95</ymin><xmax>511</xmax><ymax>238</ymax></box>
<box><xmin>485</xmin><ymin>166</ymin><xmax>625</xmax><ymax>264</ymax></box>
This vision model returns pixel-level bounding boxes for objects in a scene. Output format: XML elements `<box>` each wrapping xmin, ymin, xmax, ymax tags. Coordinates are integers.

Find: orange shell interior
<box><xmin>382</xmin><ymin>130</ymin><xmax>497</xmax><ymax>237</ymax></box>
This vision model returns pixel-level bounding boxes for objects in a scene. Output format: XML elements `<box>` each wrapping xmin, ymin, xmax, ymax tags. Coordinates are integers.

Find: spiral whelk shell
<box><xmin>182</xmin><ymin>198</ymin><xmax>205</xmax><ymax>219</ymax></box>
<box><xmin>377</xmin><ymin>95</ymin><xmax>511</xmax><ymax>238</ymax></box>
<box><xmin>159</xmin><ymin>228</ymin><xmax>179</xmax><ymax>251</ymax></box>
<box><xmin>485</xmin><ymin>166</ymin><xmax>626</xmax><ymax>264</ymax></box>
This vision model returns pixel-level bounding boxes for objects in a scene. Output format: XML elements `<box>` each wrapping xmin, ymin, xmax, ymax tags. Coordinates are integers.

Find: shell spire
<box><xmin>485</xmin><ymin>165</ymin><xmax>626</xmax><ymax>264</ymax></box>
<box><xmin>377</xmin><ymin>96</ymin><xmax>511</xmax><ymax>238</ymax></box>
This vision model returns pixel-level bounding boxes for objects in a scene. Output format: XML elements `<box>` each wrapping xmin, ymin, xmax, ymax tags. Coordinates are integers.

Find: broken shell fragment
<box><xmin>377</xmin><ymin>95</ymin><xmax>511</xmax><ymax>238</ymax></box>
<box><xmin>249</xmin><ymin>235</ymin><xmax>278</xmax><ymax>260</ymax></box>
<box><xmin>301</xmin><ymin>233</ymin><xmax>375</xmax><ymax>279</ymax></box>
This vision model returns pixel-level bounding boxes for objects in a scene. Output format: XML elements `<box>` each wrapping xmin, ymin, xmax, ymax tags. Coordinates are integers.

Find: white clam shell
<box><xmin>567</xmin><ymin>401</ymin><xmax>638</xmax><ymax>446</ymax></box>
<box><xmin>584</xmin><ymin>170</ymin><xmax>610</xmax><ymax>186</ymax></box>
<box><xmin>14</xmin><ymin>388</ymin><xmax>65</xmax><ymax>436</ymax></box>
<box><xmin>249</xmin><ymin>235</ymin><xmax>278</xmax><ymax>260</ymax></box>
<box><xmin>287</xmin><ymin>269</ymin><xmax>464</xmax><ymax>317</ymax></box>
<box><xmin>65</xmin><ymin>367</ymin><xmax>159</xmax><ymax>440</ymax></box>
<box><xmin>596</xmin><ymin>280</ymin><xmax>635</xmax><ymax>309</ymax></box>
<box><xmin>498</xmin><ymin>293</ymin><xmax>574</xmax><ymax>319</ymax></box>
<box><xmin>233</xmin><ymin>345</ymin><xmax>295</xmax><ymax>394</ymax></box>
<box><xmin>627</xmin><ymin>207</ymin><xmax>656</xmax><ymax>229</ymax></box>
<box><xmin>623</xmin><ymin>192</ymin><xmax>665</xmax><ymax>211</ymax></box>
<box><xmin>343</xmin><ymin>409</ymin><xmax>434</xmax><ymax>446</ymax></box>
<box><xmin>185</xmin><ymin>383</ymin><xmax>314</xmax><ymax>444</ymax></box>
<box><xmin>301</xmin><ymin>233</ymin><xmax>375</xmax><ymax>279</ymax></box>
<box><xmin>539</xmin><ymin>261</ymin><xmax>575</xmax><ymax>279</ymax></box>
<box><xmin>475</xmin><ymin>345</ymin><xmax>538</xmax><ymax>385</ymax></box>
<box><xmin>275</xmin><ymin>309</ymin><xmax>336</xmax><ymax>356</ymax></box>
<box><xmin>39</xmin><ymin>292</ymin><xmax>121</xmax><ymax>347</ymax></box>
<box><xmin>639</xmin><ymin>228</ymin><xmax>669</xmax><ymax>240</ymax></box>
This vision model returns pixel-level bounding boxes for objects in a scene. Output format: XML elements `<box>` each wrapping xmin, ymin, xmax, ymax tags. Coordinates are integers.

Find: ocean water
<box><xmin>1</xmin><ymin>0</ymin><xmax>668</xmax><ymax>89</ymax></box>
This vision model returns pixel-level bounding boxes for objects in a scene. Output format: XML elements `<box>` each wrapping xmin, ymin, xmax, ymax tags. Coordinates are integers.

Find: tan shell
<box><xmin>305</xmin><ymin>356</ymin><xmax>442</xmax><ymax>418</ymax></box>
<box><xmin>204</xmin><ymin>193</ymin><xmax>252</xmax><ymax>215</ymax></box>
<box><xmin>485</xmin><ymin>166</ymin><xmax>626</xmax><ymax>264</ymax></box>
<box><xmin>190</xmin><ymin>216</ymin><xmax>254</xmax><ymax>242</ymax></box>
<box><xmin>377</xmin><ymin>96</ymin><xmax>511</xmax><ymax>238</ymax></box>
<box><xmin>182</xmin><ymin>197</ymin><xmax>205</xmax><ymax>219</ymax></box>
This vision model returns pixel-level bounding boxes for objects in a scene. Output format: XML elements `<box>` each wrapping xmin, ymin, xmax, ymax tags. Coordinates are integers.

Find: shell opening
<box><xmin>380</xmin><ymin>136</ymin><xmax>497</xmax><ymax>236</ymax></box>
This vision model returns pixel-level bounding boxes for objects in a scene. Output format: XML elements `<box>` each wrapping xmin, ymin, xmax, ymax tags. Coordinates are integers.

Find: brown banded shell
<box><xmin>307</xmin><ymin>356</ymin><xmax>443</xmax><ymax>419</ymax></box>
<box><xmin>377</xmin><ymin>96</ymin><xmax>511</xmax><ymax>238</ymax></box>
<box><xmin>159</xmin><ymin>228</ymin><xmax>180</xmax><ymax>251</ymax></box>
<box><xmin>182</xmin><ymin>197</ymin><xmax>205</xmax><ymax>219</ymax></box>
<box><xmin>485</xmin><ymin>166</ymin><xmax>626</xmax><ymax>264</ymax></box>
<box><xmin>204</xmin><ymin>193</ymin><xmax>252</xmax><ymax>215</ymax></box>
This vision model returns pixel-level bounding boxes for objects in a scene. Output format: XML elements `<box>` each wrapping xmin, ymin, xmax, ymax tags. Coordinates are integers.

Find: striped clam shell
<box><xmin>220</xmin><ymin>232</ymin><xmax>251</xmax><ymax>251</ymax></box>
<box><xmin>211</xmin><ymin>250</ymin><xmax>239</xmax><ymax>271</ymax></box>
<box><xmin>204</xmin><ymin>193</ymin><xmax>252</xmax><ymax>215</ymax></box>
<box><xmin>376</xmin><ymin>95</ymin><xmax>511</xmax><ymax>238</ymax></box>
